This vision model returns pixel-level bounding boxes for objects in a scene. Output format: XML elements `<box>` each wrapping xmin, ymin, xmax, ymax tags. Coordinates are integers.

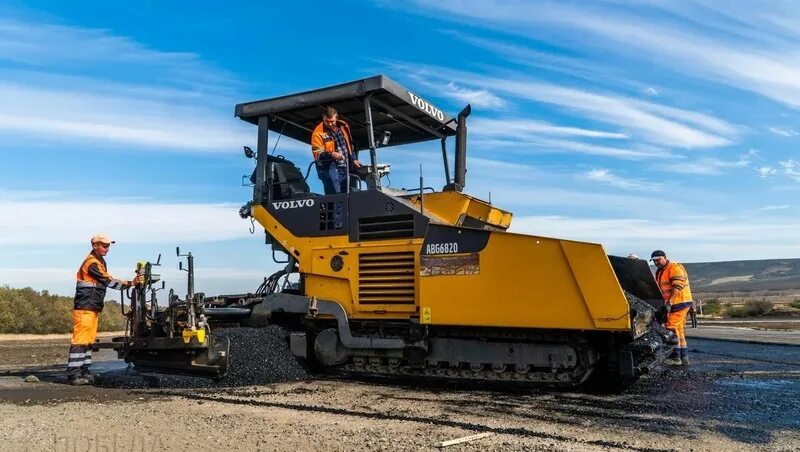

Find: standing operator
<box><xmin>67</xmin><ymin>234</ymin><xmax>142</xmax><ymax>385</ymax></box>
<box><xmin>651</xmin><ymin>250</ymin><xmax>693</xmax><ymax>366</ymax></box>
<box><xmin>311</xmin><ymin>107</ymin><xmax>361</xmax><ymax>194</ymax></box>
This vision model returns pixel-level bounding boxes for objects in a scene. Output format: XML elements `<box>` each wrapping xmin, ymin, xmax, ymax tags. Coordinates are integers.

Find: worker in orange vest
<box><xmin>67</xmin><ymin>234</ymin><xmax>142</xmax><ymax>385</ymax></box>
<box><xmin>651</xmin><ymin>250</ymin><xmax>693</xmax><ymax>366</ymax></box>
<box><xmin>311</xmin><ymin>106</ymin><xmax>362</xmax><ymax>194</ymax></box>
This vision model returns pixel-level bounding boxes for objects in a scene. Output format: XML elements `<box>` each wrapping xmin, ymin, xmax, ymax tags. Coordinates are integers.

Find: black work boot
<box><xmin>680</xmin><ymin>349</ymin><xmax>690</xmax><ymax>366</ymax></box>
<box><xmin>66</xmin><ymin>344</ymin><xmax>87</xmax><ymax>382</ymax></box>
<box><xmin>81</xmin><ymin>370</ymin><xmax>95</xmax><ymax>384</ymax></box>
<box><xmin>664</xmin><ymin>351</ymin><xmax>682</xmax><ymax>366</ymax></box>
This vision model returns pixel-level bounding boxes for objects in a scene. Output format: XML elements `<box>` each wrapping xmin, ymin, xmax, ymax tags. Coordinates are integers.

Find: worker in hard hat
<box><xmin>651</xmin><ymin>250</ymin><xmax>693</xmax><ymax>366</ymax></box>
<box><xmin>67</xmin><ymin>234</ymin><xmax>142</xmax><ymax>385</ymax></box>
<box><xmin>311</xmin><ymin>106</ymin><xmax>362</xmax><ymax>194</ymax></box>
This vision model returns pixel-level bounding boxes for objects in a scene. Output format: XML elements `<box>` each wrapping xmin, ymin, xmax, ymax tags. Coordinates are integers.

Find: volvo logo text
<box><xmin>272</xmin><ymin>199</ymin><xmax>315</xmax><ymax>210</ymax></box>
<box><xmin>408</xmin><ymin>91</ymin><xmax>445</xmax><ymax>122</ymax></box>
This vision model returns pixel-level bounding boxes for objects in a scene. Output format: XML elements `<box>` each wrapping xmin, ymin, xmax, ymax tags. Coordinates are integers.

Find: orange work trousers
<box><xmin>665</xmin><ymin>306</ymin><xmax>689</xmax><ymax>349</ymax></box>
<box><xmin>71</xmin><ymin>309</ymin><xmax>99</xmax><ymax>345</ymax></box>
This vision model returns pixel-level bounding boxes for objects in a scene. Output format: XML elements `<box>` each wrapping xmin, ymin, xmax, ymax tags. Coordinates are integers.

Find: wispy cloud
<box><xmin>392</xmin><ymin>62</ymin><xmax>738</xmax><ymax>149</ymax></box>
<box><xmin>769</xmin><ymin>127</ymin><xmax>798</xmax><ymax>137</ymax></box>
<box><xmin>0</xmin><ymin>19</ymin><xmax>237</xmax><ymax>91</ymax></box>
<box><xmin>511</xmin><ymin>214</ymin><xmax>800</xmax><ymax>262</ymax></box>
<box><xmin>755</xmin><ymin>166</ymin><xmax>777</xmax><ymax>177</ymax></box>
<box><xmin>0</xmin><ymin>196</ymin><xmax>251</xmax><ymax>245</ymax></box>
<box><xmin>585</xmin><ymin>168</ymin><xmax>661</xmax><ymax>191</ymax></box>
<box><xmin>0</xmin><ymin>266</ymin><xmax>273</xmax><ymax>298</ymax></box>
<box><xmin>440</xmin><ymin>81</ymin><xmax>506</xmax><ymax>109</ymax></box>
<box><xmin>0</xmin><ymin>19</ymin><xmax>251</xmax><ymax>151</ymax></box>
<box><xmin>780</xmin><ymin>160</ymin><xmax>800</xmax><ymax>182</ymax></box>
<box><xmin>471</xmin><ymin>118</ymin><xmax>627</xmax><ymax>140</ymax></box>
<box><xmin>405</xmin><ymin>0</ymin><xmax>800</xmax><ymax>108</ymax></box>
<box><xmin>760</xmin><ymin>204</ymin><xmax>790</xmax><ymax>211</ymax></box>
<box><xmin>470</xmin><ymin>137</ymin><xmax>672</xmax><ymax>160</ymax></box>
<box><xmin>657</xmin><ymin>149</ymin><xmax>755</xmax><ymax>175</ymax></box>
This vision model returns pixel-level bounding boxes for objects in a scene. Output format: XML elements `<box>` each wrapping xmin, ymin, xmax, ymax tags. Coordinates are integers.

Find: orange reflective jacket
<box><xmin>74</xmin><ymin>251</ymin><xmax>128</xmax><ymax>312</ymax></box>
<box><xmin>310</xmin><ymin>120</ymin><xmax>354</xmax><ymax>162</ymax></box>
<box><xmin>655</xmin><ymin>261</ymin><xmax>693</xmax><ymax>309</ymax></box>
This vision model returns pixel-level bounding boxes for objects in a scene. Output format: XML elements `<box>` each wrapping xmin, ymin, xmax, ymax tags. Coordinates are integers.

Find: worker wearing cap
<box><xmin>651</xmin><ymin>250</ymin><xmax>693</xmax><ymax>366</ymax></box>
<box><xmin>66</xmin><ymin>235</ymin><xmax>141</xmax><ymax>385</ymax></box>
<box><xmin>311</xmin><ymin>106</ymin><xmax>362</xmax><ymax>194</ymax></box>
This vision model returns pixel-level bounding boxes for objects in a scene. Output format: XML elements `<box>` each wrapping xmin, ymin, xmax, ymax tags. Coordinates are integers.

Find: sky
<box><xmin>1</xmin><ymin>0</ymin><xmax>799</xmax><ymax>297</ymax></box>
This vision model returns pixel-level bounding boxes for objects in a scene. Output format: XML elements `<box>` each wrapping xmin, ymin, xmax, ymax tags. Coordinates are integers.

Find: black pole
<box><xmin>256</xmin><ymin>115</ymin><xmax>269</xmax><ymax>203</ymax></box>
<box><xmin>440</xmin><ymin>137</ymin><xmax>451</xmax><ymax>186</ymax></box>
<box><xmin>453</xmin><ymin>104</ymin><xmax>471</xmax><ymax>192</ymax></box>
<box><xmin>363</xmin><ymin>95</ymin><xmax>380</xmax><ymax>190</ymax></box>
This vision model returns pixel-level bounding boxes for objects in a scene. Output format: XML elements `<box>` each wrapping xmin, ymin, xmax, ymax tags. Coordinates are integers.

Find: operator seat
<box><xmin>250</xmin><ymin>155</ymin><xmax>312</xmax><ymax>200</ymax></box>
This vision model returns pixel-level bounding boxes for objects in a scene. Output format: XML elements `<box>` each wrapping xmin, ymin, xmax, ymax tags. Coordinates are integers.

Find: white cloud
<box><xmin>510</xmin><ymin>215</ymin><xmax>800</xmax><ymax>262</ymax></box>
<box><xmin>441</xmin><ymin>82</ymin><xmax>506</xmax><ymax>109</ymax></box>
<box><xmin>0</xmin><ymin>198</ymin><xmax>251</xmax><ymax>246</ymax></box>
<box><xmin>0</xmin><ymin>267</ymin><xmax>276</xmax><ymax>298</ymax></box>
<box><xmin>756</xmin><ymin>166</ymin><xmax>777</xmax><ymax>177</ymax></box>
<box><xmin>645</xmin><ymin>87</ymin><xmax>659</xmax><ymax>96</ymax></box>
<box><xmin>657</xmin><ymin>150</ymin><xmax>754</xmax><ymax>175</ymax></box>
<box><xmin>0</xmin><ymin>19</ymin><xmax>236</xmax><ymax>91</ymax></box>
<box><xmin>470</xmin><ymin>137</ymin><xmax>672</xmax><ymax>160</ymax></box>
<box><xmin>391</xmin><ymin>62</ymin><xmax>737</xmax><ymax>149</ymax></box>
<box><xmin>769</xmin><ymin>127</ymin><xmax>799</xmax><ymax>137</ymax></box>
<box><xmin>0</xmin><ymin>19</ymin><xmax>252</xmax><ymax>151</ymax></box>
<box><xmin>585</xmin><ymin>168</ymin><xmax>661</xmax><ymax>191</ymax></box>
<box><xmin>780</xmin><ymin>159</ymin><xmax>800</xmax><ymax>182</ymax></box>
<box><xmin>405</xmin><ymin>0</ymin><xmax>800</xmax><ymax>108</ymax></box>
<box><xmin>471</xmin><ymin>118</ymin><xmax>628</xmax><ymax>139</ymax></box>
<box><xmin>760</xmin><ymin>205</ymin><xmax>790</xmax><ymax>211</ymax></box>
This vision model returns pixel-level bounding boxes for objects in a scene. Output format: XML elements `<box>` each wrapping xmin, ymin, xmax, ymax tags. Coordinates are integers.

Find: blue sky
<box><xmin>1</xmin><ymin>1</ymin><xmax>799</xmax><ymax>296</ymax></box>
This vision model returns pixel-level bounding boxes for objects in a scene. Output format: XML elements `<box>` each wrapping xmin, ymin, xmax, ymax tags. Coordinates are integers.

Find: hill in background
<box><xmin>684</xmin><ymin>258</ymin><xmax>800</xmax><ymax>292</ymax></box>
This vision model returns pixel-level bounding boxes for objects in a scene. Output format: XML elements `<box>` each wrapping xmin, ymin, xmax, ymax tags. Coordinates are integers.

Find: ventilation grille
<box><xmin>358</xmin><ymin>252</ymin><xmax>416</xmax><ymax>305</ymax></box>
<box><xmin>358</xmin><ymin>214</ymin><xmax>414</xmax><ymax>241</ymax></box>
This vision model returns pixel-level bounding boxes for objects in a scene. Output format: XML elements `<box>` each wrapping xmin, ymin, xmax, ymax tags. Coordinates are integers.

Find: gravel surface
<box><xmin>2</xmin><ymin>338</ymin><xmax>799</xmax><ymax>451</ymax></box>
<box><xmin>95</xmin><ymin>325</ymin><xmax>310</xmax><ymax>389</ymax></box>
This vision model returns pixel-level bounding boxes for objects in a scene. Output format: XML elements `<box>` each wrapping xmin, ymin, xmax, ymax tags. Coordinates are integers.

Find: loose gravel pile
<box><xmin>96</xmin><ymin>325</ymin><xmax>309</xmax><ymax>389</ymax></box>
<box><xmin>625</xmin><ymin>291</ymin><xmax>673</xmax><ymax>356</ymax></box>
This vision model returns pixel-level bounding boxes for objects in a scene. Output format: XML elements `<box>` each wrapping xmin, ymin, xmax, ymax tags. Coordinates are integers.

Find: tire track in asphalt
<box><xmin>145</xmin><ymin>390</ymin><xmax>675</xmax><ymax>452</ymax></box>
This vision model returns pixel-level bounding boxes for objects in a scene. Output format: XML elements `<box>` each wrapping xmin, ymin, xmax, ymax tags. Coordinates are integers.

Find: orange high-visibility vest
<box><xmin>655</xmin><ymin>261</ymin><xmax>693</xmax><ymax>310</ymax></box>
<box><xmin>74</xmin><ymin>252</ymin><xmax>127</xmax><ymax>312</ymax></box>
<box><xmin>311</xmin><ymin>120</ymin><xmax>354</xmax><ymax>161</ymax></box>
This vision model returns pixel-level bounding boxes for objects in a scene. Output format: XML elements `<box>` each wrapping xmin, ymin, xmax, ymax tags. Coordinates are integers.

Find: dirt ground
<box><xmin>1</xmin><ymin>338</ymin><xmax>798</xmax><ymax>452</ymax></box>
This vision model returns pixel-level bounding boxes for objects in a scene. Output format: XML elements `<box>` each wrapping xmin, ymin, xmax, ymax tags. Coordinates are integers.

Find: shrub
<box><xmin>727</xmin><ymin>306</ymin><xmax>749</xmax><ymax>318</ymax></box>
<box><xmin>0</xmin><ymin>286</ymin><xmax>127</xmax><ymax>334</ymax></box>
<box><xmin>725</xmin><ymin>299</ymin><xmax>773</xmax><ymax>318</ymax></box>
<box><xmin>790</xmin><ymin>299</ymin><xmax>800</xmax><ymax>310</ymax></box>
<box><xmin>746</xmin><ymin>299</ymin><xmax>773</xmax><ymax>316</ymax></box>
<box><xmin>702</xmin><ymin>298</ymin><xmax>722</xmax><ymax>315</ymax></box>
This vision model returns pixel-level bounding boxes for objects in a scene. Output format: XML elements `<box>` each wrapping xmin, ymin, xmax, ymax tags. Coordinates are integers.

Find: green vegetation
<box><xmin>726</xmin><ymin>299</ymin><xmax>773</xmax><ymax>318</ymax></box>
<box><xmin>701</xmin><ymin>298</ymin><xmax>722</xmax><ymax>315</ymax></box>
<box><xmin>791</xmin><ymin>299</ymin><xmax>800</xmax><ymax>310</ymax></box>
<box><xmin>0</xmin><ymin>286</ymin><xmax>127</xmax><ymax>334</ymax></box>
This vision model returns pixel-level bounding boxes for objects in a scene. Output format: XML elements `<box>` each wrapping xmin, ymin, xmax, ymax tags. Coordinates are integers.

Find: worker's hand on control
<box><xmin>353</xmin><ymin>160</ymin><xmax>362</xmax><ymax>168</ymax></box>
<box><xmin>332</xmin><ymin>151</ymin><xmax>344</xmax><ymax>161</ymax></box>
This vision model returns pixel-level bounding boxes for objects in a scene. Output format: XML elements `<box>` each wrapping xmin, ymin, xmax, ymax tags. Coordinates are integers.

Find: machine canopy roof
<box><xmin>234</xmin><ymin>75</ymin><xmax>457</xmax><ymax>152</ymax></box>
